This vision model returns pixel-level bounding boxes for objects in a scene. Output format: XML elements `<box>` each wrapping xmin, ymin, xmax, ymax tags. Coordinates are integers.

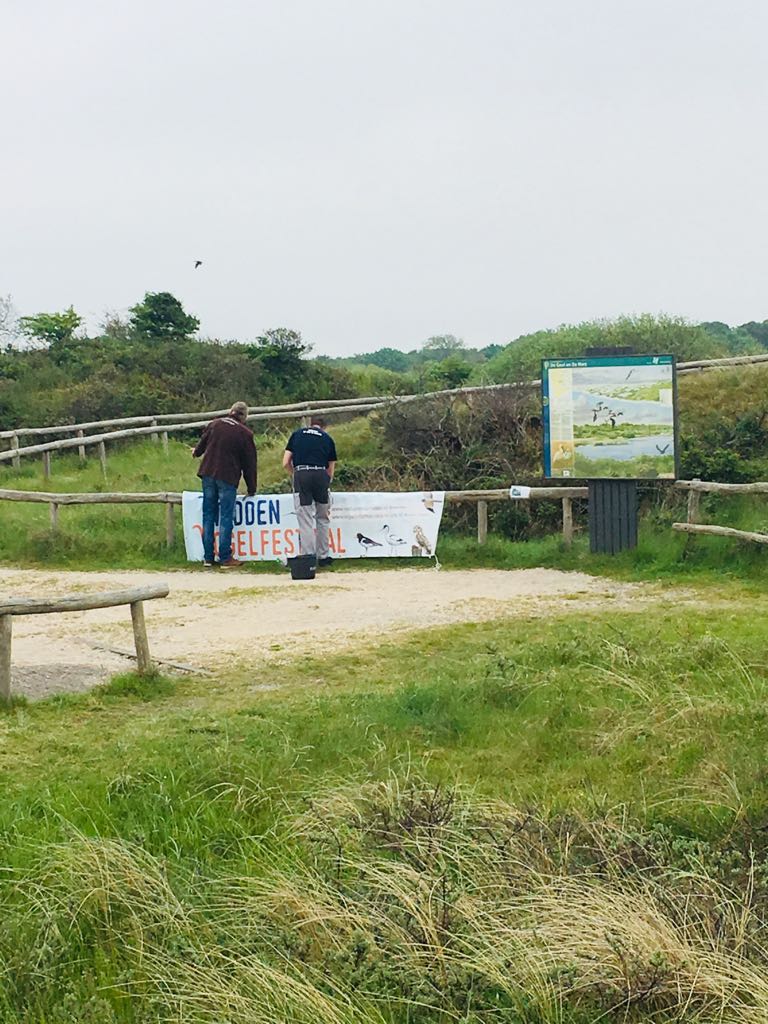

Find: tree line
<box><xmin>0</xmin><ymin>290</ymin><xmax>766</xmax><ymax>429</ymax></box>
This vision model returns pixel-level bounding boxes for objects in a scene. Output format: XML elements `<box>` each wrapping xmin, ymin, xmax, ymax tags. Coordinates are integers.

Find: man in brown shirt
<box><xmin>193</xmin><ymin>401</ymin><xmax>257</xmax><ymax>567</ymax></box>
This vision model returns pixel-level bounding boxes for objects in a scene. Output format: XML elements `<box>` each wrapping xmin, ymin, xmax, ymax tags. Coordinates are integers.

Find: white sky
<box><xmin>3</xmin><ymin>0</ymin><xmax>767</xmax><ymax>356</ymax></box>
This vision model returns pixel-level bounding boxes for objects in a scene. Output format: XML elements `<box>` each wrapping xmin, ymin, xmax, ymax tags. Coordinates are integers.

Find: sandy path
<box><xmin>0</xmin><ymin>566</ymin><xmax>660</xmax><ymax>699</ymax></box>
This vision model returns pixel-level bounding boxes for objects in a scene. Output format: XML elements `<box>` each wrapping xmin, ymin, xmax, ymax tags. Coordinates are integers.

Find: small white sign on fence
<box><xmin>509</xmin><ymin>485</ymin><xmax>531</xmax><ymax>499</ymax></box>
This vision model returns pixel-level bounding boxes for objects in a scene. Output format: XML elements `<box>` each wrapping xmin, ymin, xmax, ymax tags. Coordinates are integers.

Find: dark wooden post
<box><xmin>42</xmin><ymin>450</ymin><xmax>51</xmax><ymax>480</ymax></box>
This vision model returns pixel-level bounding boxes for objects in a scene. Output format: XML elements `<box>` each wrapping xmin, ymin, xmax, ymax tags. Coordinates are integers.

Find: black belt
<box><xmin>294</xmin><ymin>465</ymin><xmax>326</xmax><ymax>471</ymax></box>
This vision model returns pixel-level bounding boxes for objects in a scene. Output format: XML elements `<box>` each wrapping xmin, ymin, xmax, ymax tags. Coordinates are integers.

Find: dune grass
<box><xmin>3</xmin><ymin>605</ymin><xmax>768</xmax><ymax>1020</ymax></box>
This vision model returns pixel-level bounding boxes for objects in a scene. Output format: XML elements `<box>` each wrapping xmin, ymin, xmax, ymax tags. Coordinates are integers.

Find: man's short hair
<box><xmin>230</xmin><ymin>401</ymin><xmax>249</xmax><ymax>421</ymax></box>
<box><xmin>310</xmin><ymin>416</ymin><xmax>327</xmax><ymax>429</ymax></box>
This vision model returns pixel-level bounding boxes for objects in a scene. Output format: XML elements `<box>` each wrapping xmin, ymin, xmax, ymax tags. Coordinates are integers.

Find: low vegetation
<box><xmin>3</xmin><ymin>606</ymin><xmax>768</xmax><ymax>1022</ymax></box>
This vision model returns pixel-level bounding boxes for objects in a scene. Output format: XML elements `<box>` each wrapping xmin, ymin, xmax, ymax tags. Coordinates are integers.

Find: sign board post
<box><xmin>541</xmin><ymin>354</ymin><xmax>678</xmax><ymax>554</ymax></box>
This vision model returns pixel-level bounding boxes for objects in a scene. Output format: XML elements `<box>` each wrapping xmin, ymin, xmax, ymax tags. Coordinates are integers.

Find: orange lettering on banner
<box><xmin>272</xmin><ymin>530</ymin><xmax>282</xmax><ymax>556</ymax></box>
<box><xmin>236</xmin><ymin>532</ymin><xmax>246</xmax><ymax>558</ymax></box>
<box><xmin>328</xmin><ymin>529</ymin><xmax>346</xmax><ymax>554</ymax></box>
<box><xmin>248</xmin><ymin>532</ymin><xmax>259</xmax><ymax>557</ymax></box>
<box><xmin>284</xmin><ymin>529</ymin><xmax>296</xmax><ymax>556</ymax></box>
<box><xmin>260</xmin><ymin>530</ymin><xmax>270</xmax><ymax>555</ymax></box>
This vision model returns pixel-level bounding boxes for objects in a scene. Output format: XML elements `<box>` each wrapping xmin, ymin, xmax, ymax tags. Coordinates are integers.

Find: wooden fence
<box><xmin>2</xmin><ymin>478</ymin><xmax>766</xmax><ymax>552</ymax></box>
<box><xmin>0</xmin><ymin>486</ymin><xmax>588</xmax><ymax>548</ymax></box>
<box><xmin>672</xmin><ymin>478</ymin><xmax>768</xmax><ymax>545</ymax></box>
<box><xmin>3</xmin><ymin>352</ymin><xmax>768</xmax><ymax>474</ymax></box>
<box><xmin>0</xmin><ymin>583</ymin><xmax>169</xmax><ymax>702</ymax></box>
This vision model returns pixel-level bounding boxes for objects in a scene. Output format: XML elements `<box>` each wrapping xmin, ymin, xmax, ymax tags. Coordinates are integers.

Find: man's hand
<box><xmin>189</xmin><ymin>446</ymin><xmax>198</xmax><ymax>456</ymax></box>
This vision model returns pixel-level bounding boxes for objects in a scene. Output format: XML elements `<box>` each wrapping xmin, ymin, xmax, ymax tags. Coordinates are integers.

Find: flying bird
<box><xmin>413</xmin><ymin>525</ymin><xmax>432</xmax><ymax>555</ymax></box>
<box><xmin>194</xmin><ymin>260</ymin><xmax>203</xmax><ymax>269</ymax></box>
<box><xmin>357</xmin><ymin>532</ymin><xmax>382</xmax><ymax>555</ymax></box>
<box><xmin>655</xmin><ymin>443</ymin><xmax>670</xmax><ymax>454</ymax></box>
<box><xmin>421</xmin><ymin>492</ymin><xmax>436</xmax><ymax>513</ymax></box>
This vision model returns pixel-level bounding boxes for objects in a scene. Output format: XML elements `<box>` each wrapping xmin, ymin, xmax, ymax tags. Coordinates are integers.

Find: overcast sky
<box><xmin>3</xmin><ymin>0</ymin><xmax>767</xmax><ymax>356</ymax></box>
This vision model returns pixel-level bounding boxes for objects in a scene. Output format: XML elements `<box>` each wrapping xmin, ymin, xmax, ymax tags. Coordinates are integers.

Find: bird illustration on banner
<box><xmin>357</xmin><ymin>532</ymin><xmax>383</xmax><ymax>555</ymax></box>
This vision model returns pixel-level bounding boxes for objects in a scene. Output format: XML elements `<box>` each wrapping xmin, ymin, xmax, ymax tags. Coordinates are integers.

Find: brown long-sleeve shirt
<box><xmin>193</xmin><ymin>416</ymin><xmax>258</xmax><ymax>493</ymax></box>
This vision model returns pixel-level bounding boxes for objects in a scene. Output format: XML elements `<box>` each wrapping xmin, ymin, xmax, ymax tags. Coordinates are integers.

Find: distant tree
<box><xmin>100</xmin><ymin>310</ymin><xmax>132</xmax><ymax>342</ymax></box>
<box><xmin>426</xmin><ymin>353</ymin><xmax>473</xmax><ymax>389</ymax></box>
<box><xmin>739</xmin><ymin>320</ymin><xmax>768</xmax><ymax>349</ymax></box>
<box><xmin>421</xmin><ymin>334</ymin><xmax>465</xmax><ymax>361</ymax></box>
<box><xmin>363</xmin><ymin>346</ymin><xmax>410</xmax><ymax>373</ymax></box>
<box><xmin>251</xmin><ymin>327</ymin><xmax>311</xmax><ymax>385</ymax></box>
<box><xmin>0</xmin><ymin>294</ymin><xmax>19</xmax><ymax>346</ymax></box>
<box><xmin>19</xmin><ymin>306</ymin><xmax>82</xmax><ymax>347</ymax></box>
<box><xmin>129</xmin><ymin>292</ymin><xmax>199</xmax><ymax>341</ymax></box>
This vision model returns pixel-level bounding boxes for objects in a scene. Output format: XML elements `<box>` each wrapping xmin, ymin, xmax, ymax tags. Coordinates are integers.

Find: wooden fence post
<box><xmin>0</xmin><ymin>615</ymin><xmax>11</xmax><ymax>703</ymax></box>
<box><xmin>161</xmin><ymin>430</ymin><xmax>169</xmax><ymax>455</ymax></box>
<box><xmin>77</xmin><ymin>429</ymin><xmax>86</xmax><ymax>461</ymax></box>
<box><xmin>130</xmin><ymin>601</ymin><xmax>153</xmax><ymax>674</ymax></box>
<box><xmin>477</xmin><ymin>500</ymin><xmax>488</xmax><ymax>545</ymax></box>
<box><xmin>11</xmin><ymin>433</ymin><xmax>20</xmax><ymax>470</ymax></box>
<box><xmin>42</xmin><ymin>450</ymin><xmax>51</xmax><ymax>480</ymax></box>
<box><xmin>150</xmin><ymin>418</ymin><xmax>159</xmax><ymax>443</ymax></box>
<box><xmin>687</xmin><ymin>479</ymin><xmax>701</xmax><ymax>524</ymax></box>
<box><xmin>49</xmin><ymin>502</ymin><xmax>59</xmax><ymax>533</ymax></box>
<box><xmin>165</xmin><ymin>502</ymin><xmax>175</xmax><ymax>549</ymax></box>
<box><xmin>98</xmin><ymin>441</ymin><xmax>107</xmax><ymax>480</ymax></box>
<box><xmin>562</xmin><ymin>496</ymin><xmax>573</xmax><ymax>547</ymax></box>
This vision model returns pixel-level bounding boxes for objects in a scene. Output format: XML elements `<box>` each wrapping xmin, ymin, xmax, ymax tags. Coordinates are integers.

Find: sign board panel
<box><xmin>542</xmin><ymin>355</ymin><xmax>678</xmax><ymax>479</ymax></box>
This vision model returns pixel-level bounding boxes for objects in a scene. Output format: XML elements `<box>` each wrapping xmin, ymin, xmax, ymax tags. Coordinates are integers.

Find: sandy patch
<box><xmin>0</xmin><ymin>566</ymin><xmax>666</xmax><ymax>699</ymax></box>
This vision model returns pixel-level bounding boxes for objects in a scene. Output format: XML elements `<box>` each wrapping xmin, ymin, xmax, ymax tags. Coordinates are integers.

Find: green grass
<box><xmin>2</xmin><ymin>419</ymin><xmax>767</xmax><ymax>589</ymax></box>
<box><xmin>3</xmin><ymin>605</ymin><xmax>768</xmax><ymax>1020</ymax></box>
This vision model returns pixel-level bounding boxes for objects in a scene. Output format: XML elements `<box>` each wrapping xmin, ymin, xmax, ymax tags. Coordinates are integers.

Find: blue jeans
<box><xmin>201</xmin><ymin>476</ymin><xmax>238</xmax><ymax>563</ymax></box>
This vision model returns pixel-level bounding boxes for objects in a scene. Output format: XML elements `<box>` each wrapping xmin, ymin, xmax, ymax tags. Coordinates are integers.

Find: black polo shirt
<box><xmin>286</xmin><ymin>426</ymin><xmax>337</xmax><ymax>467</ymax></box>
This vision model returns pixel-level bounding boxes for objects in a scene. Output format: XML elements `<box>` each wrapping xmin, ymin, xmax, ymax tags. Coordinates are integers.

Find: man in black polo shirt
<box><xmin>282</xmin><ymin>416</ymin><xmax>337</xmax><ymax>567</ymax></box>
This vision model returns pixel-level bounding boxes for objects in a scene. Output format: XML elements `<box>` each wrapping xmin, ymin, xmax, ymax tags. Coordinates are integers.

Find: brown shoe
<box><xmin>219</xmin><ymin>558</ymin><xmax>244</xmax><ymax>569</ymax></box>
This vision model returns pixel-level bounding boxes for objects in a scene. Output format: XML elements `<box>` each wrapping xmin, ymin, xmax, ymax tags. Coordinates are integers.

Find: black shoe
<box><xmin>318</xmin><ymin>557</ymin><xmax>334</xmax><ymax>567</ymax></box>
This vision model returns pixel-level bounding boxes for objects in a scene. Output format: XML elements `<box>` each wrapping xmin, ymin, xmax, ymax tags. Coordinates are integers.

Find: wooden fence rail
<box><xmin>0</xmin><ymin>584</ymin><xmax>170</xmax><ymax>702</ymax></box>
<box><xmin>0</xmin><ymin>486</ymin><xmax>589</xmax><ymax>548</ymax></box>
<box><xmin>671</xmin><ymin>476</ymin><xmax>768</xmax><ymax>546</ymax></box>
<box><xmin>3</xmin><ymin>351</ymin><xmax>768</xmax><ymax>452</ymax></box>
<box><xmin>2</xmin><ymin>478</ymin><xmax>763</xmax><ymax>551</ymax></box>
<box><xmin>0</xmin><ymin>403</ymin><xmax>387</xmax><ymax>474</ymax></box>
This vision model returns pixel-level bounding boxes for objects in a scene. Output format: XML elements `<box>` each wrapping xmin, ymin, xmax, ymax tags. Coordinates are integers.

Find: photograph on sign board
<box><xmin>543</xmin><ymin>355</ymin><xmax>677</xmax><ymax>479</ymax></box>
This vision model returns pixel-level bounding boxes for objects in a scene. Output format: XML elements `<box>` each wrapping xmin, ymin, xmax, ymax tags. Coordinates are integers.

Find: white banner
<box><xmin>182</xmin><ymin>490</ymin><xmax>445</xmax><ymax>562</ymax></box>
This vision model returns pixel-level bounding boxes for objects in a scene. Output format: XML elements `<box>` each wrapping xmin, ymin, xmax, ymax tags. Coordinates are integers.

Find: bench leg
<box><xmin>130</xmin><ymin>601</ymin><xmax>153</xmax><ymax>674</ymax></box>
<box><xmin>0</xmin><ymin>615</ymin><xmax>11</xmax><ymax>703</ymax></box>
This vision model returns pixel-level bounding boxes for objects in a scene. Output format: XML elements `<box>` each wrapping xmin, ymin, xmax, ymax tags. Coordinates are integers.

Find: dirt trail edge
<box><xmin>0</xmin><ymin>567</ymin><xmax>672</xmax><ymax>699</ymax></box>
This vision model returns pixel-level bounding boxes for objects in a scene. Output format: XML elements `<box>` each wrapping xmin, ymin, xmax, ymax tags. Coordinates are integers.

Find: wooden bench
<box><xmin>0</xmin><ymin>584</ymin><xmax>170</xmax><ymax>702</ymax></box>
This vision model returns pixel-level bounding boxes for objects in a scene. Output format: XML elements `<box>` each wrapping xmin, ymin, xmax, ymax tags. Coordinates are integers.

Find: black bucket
<box><xmin>288</xmin><ymin>555</ymin><xmax>316</xmax><ymax>580</ymax></box>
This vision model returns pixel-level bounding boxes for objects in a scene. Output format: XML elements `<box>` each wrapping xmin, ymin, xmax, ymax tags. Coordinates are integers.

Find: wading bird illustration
<box><xmin>381</xmin><ymin>524</ymin><xmax>407</xmax><ymax>548</ymax></box>
<box><xmin>413</xmin><ymin>525</ymin><xmax>432</xmax><ymax>555</ymax></box>
<box><xmin>655</xmin><ymin>443</ymin><xmax>670</xmax><ymax>454</ymax></box>
<box><xmin>357</xmin><ymin>532</ymin><xmax>382</xmax><ymax>554</ymax></box>
<box><xmin>194</xmin><ymin>260</ymin><xmax>203</xmax><ymax>269</ymax></box>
